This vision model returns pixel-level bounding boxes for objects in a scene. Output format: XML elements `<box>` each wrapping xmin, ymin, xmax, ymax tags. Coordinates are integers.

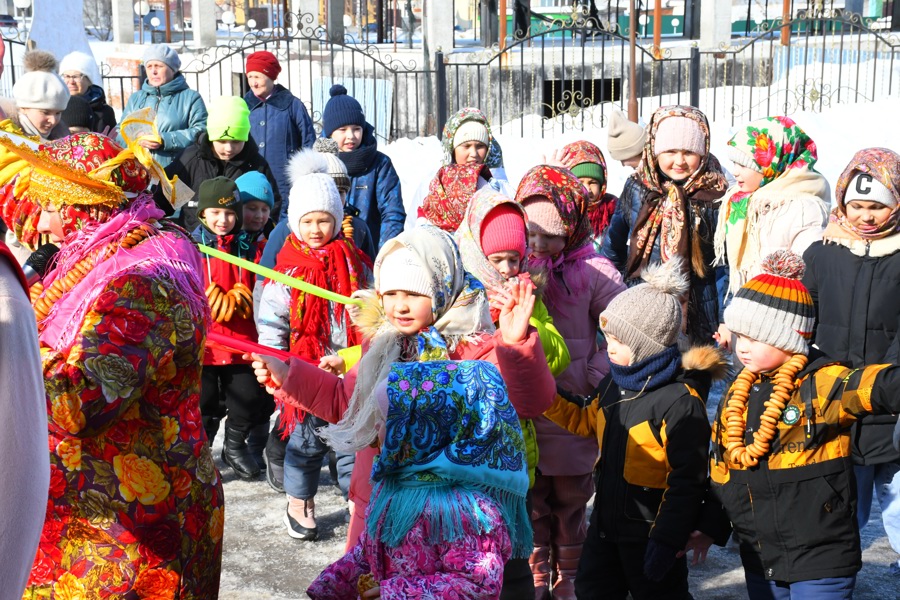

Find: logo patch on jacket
<box><xmin>781</xmin><ymin>405</ymin><xmax>801</xmax><ymax>425</ymax></box>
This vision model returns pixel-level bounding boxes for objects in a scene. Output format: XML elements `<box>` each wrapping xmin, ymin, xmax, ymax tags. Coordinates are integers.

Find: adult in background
<box><xmin>59</xmin><ymin>51</ymin><xmax>117</xmax><ymax>134</ymax></box>
<box><xmin>119</xmin><ymin>45</ymin><xmax>208</xmax><ymax>169</ymax></box>
<box><xmin>0</xmin><ymin>241</ymin><xmax>49</xmax><ymax>600</ymax></box>
<box><xmin>0</xmin><ymin>132</ymin><xmax>223</xmax><ymax>597</ymax></box>
<box><xmin>243</xmin><ymin>50</ymin><xmax>315</xmax><ymax>217</ymax></box>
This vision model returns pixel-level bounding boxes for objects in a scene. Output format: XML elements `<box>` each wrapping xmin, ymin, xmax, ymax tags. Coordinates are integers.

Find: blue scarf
<box><xmin>368</xmin><ymin>354</ymin><xmax>532</xmax><ymax>559</ymax></box>
<box><xmin>609</xmin><ymin>345</ymin><xmax>682</xmax><ymax>392</ymax></box>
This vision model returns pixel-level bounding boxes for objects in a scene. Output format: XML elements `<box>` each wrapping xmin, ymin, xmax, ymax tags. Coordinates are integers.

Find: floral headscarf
<box><xmin>368</xmin><ymin>357</ymin><xmax>531</xmax><ymax>558</ymax></box>
<box><xmin>419</xmin><ymin>163</ymin><xmax>491</xmax><ymax>232</ymax></box>
<box><xmin>826</xmin><ymin>147</ymin><xmax>900</xmax><ymax>241</ymax></box>
<box><xmin>559</xmin><ymin>140</ymin><xmax>616</xmax><ymax>238</ymax></box>
<box><xmin>441</xmin><ymin>107</ymin><xmax>504</xmax><ymax>168</ymax></box>
<box><xmin>455</xmin><ymin>187</ymin><xmax>528</xmax><ymax>292</ymax></box>
<box><xmin>627</xmin><ymin>106</ymin><xmax>728</xmax><ymax>280</ymax></box>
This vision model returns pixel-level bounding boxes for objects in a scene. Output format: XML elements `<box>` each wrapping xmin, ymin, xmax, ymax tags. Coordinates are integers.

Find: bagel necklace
<box><xmin>722</xmin><ymin>354</ymin><xmax>808</xmax><ymax>468</ymax></box>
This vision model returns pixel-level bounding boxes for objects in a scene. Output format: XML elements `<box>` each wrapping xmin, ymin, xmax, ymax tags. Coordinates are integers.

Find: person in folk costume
<box><xmin>255</xmin><ymin>150</ymin><xmax>373</xmax><ymax>541</ymax></box>
<box><xmin>418</xmin><ymin>162</ymin><xmax>492</xmax><ymax>232</ymax></box>
<box><xmin>802</xmin><ymin>147</ymin><xmax>900</xmax><ymax>577</ymax></box>
<box><xmin>623</xmin><ymin>106</ymin><xmax>729</xmax><ymax>347</ymax></box>
<box><xmin>251</xmin><ymin>225</ymin><xmax>556</xmax><ymax>555</ymax></box>
<box><xmin>556</xmin><ymin>140</ymin><xmax>618</xmax><ymax>253</ymax></box>
<box><xmin>0</xmin><ymin>126</ymin><xmax>223</xmax><ymax>598</ymax></box>
<box><xmin>441</xmin><ymin>107</ymin><xmax>514</xmax><ymax>197</ymax></box>
<box><xmin>516</xmin><ymin>165</ymin><xmax>626</xmax><ymax>600</ymax></box>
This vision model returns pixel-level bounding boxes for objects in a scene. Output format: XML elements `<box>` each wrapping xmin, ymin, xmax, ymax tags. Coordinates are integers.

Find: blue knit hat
<box><xmin>235</xmin><ymin>171</ymin><xmax>275</xmax><ymax>210</ymax></box>
<box><xmin>322</xmin><ymin>84</ymin><xmax>365</xmax><ymax>137</ymax></box>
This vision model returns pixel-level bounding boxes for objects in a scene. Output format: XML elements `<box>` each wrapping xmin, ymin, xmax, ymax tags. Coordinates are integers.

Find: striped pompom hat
<box><xmin>723</xmin><ymin>250</ymin><xmax>815</xmax><ymax>355</ymax></box>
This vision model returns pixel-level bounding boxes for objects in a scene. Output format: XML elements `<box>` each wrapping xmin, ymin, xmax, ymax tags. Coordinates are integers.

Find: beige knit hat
<box><xmin>377</xmin><ymin>245</ymin><xmax>433</xmax><ymax>297</ymax></box>
<box><xmin>599</xmin><ymin>259</ymin><xmax>688</xmax><ymax>363</ymax></box>
<box><xmin>522</xmin><ymin>197</ymin><xmax>567</xmax><ymax>237</ymax></box>
<box><xmin>653</xmin><ymin>115</ymin><xmax>706</xmax><ymax>157</ymax></box>
<box><xmin>607</xmin><ymin>109</ymin><xmax>647</xmax><ymax>161</ymax></box>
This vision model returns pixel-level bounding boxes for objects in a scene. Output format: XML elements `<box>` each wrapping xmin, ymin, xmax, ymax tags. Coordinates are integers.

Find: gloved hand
<box><xmin>643</xmin><ymin>538</ymin><xmax>680</xmax><ymax>582</ymax></box>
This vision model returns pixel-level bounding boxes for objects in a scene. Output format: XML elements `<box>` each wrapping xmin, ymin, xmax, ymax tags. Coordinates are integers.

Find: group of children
<box><xmin>162</xmin><ymin>61</ymin><xmax>900</xmax><ymax>599</ymax></box>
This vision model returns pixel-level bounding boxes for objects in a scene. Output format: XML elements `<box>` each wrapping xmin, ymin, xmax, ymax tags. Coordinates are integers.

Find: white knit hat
<box><xmin>286</xmin><ymin>150</ymin><xmax>344</xmax><ymax>240</ymax></box>
<box><xmin>845</xmin><ymin>172</ymin><xmax>897</xmax><ymax>209</ymax></box>
<box><xmin>14</xmin><ymin>71</ymin><xmax>70</xmax><ymax>111</ymax></box>
<box><xmin>377</xmin><ymin>245</ymin><xmax>433</xmax><ymax>297</ymax></box>
<box><xmin>59</xmin><ymin>51</ymin><xmax>102</xmax><ymax>87</ymax></box>
<box><xmin>453</xmin><ymin>120</ymin><xmax>490</xmax><ymax>149</ymax></box>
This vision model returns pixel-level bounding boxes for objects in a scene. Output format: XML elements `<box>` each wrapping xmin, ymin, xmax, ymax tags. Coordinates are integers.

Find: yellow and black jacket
<box><xmin>710</xmin><ymin>351</ymin><xmax>900</xmax><ymax>583</ymax></box>
<box><xmin>546</xmin><ymin>346</ymin><xmax>726</xmax><ymax>549</ymax></box>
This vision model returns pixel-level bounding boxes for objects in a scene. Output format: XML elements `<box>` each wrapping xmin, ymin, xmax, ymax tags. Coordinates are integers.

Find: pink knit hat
<box><xmin>523</xmin><ymin>197</ymin><xmax>567</xmax><ymax>237</ymax></box>
<box><xmin>481</xmin><ymin>204</ymin><xmax>527</xmax><ymax>257</ymax></box>
<box><xmin>653</xmin><ymin>115</ymin><xmax>706</xmax><ymax>156</ymax></box>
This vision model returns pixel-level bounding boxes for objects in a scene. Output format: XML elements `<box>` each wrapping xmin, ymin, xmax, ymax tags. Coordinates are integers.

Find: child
<box><xmin>602</xmin><ymin>106</ymin><xmax>728</xmax><ymax>347</ymax></box>
<box><xmin>192</xmin><ymin>176</ymin><xmax>272</xmax><ymax>480</ymax></box>
<box><xmin>11</xmin><ymin>70</ymin><xmax>70</xmax><ymax>141</ymax></box>
<box><xmin>545</xmin><ymin>260</ymin><xmax>727</xmax><ymax>599</ymax></box>
<box><xmin>255</xmin><ymin>153</ymin><xmax>372</xmax><ymax>540</ymax></box>
<box><xmin>456</xmin><ymin>188</ymin><xmax>571</xmax><ymax>598</ymax></box>
<box><xmin>558</xmin><ymin>140</ymin><xmax>618</xmax><ymax>252</ymax></box>
<box><xmin>323</xmin><ymin>84</ymin><xmax>405</xmax><ymax>248</ymax></box>
<box><xmin>307</xmin><ymin>358</ymin><xmax>530</xmax><ymax>599</ymax></box>
<box><xmin>165</xmin><ymin>95</ymin><xmax>281</xmax><ymax>233</ymax></box>
<box><xmin>516</xmin><ymin>165</ymin><xmax>626</xmax><ymax>600</ymax></box>
<box><xmin>236</xmin><ymin>170</ymin><xmax>275</xmax><ymax>239</ymax></box>
<box><xmin>418</xmin><ymin>162</ymin><xmax>491</xmax><ymax>231</ymax></box>
<box><xmin>250</xmin><ymin>225</ymin><xmax>557</xmax><ymax>553</ymax></box>
<box><xmin>802</xmin><ymin>147</ymin><xmax>900</xmax><ymax>576</ymax></box>
<box><xmin>441</xmin><ymin>107</ymin><xmax>514</xmax><ymax>196</ymax></box>
<box><xmin>707</xmin><ymin>250</ymin><xmax>900</xmax><ymax>599</ymax></box>
<box><xmin>243</xmin><ymin>50</ymin><xmax>316</xmax><ymax>213</ymax></box>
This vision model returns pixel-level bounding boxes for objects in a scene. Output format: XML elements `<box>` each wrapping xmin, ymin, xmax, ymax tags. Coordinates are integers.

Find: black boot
<box><xmin>246</xmin><ymin>423</ymin><xmax>269</xmax><ymax>471</ymax></box>
<box><xmin>265</xmin><ymin>423</ymin><xmax>287</xmax><ymax>493</ymax></box>
<box><xmin>221</xmin><ymin>426</ymin><xmax>260</xmax><ymax>480</ymax></box>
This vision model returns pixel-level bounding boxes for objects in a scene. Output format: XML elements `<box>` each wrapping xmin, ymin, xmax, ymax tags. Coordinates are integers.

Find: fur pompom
<box><xmin>286</xmin><ymin>148</ymin><xmax>330</xmax><ymax>186</ymax></box>
<box><xmin>640</xmin><ymin>258</ymin><xmax>689</xmax><ymax>296</ymax></box>
<box><xmin>760</xmin><ymin>249</ymin><xmax>806</xmax><ymax>280</ymax></box>
<box><xmin>24</xmin><ymin>50</ymin><xmax>58</xmax><ymax>73</ymax></box>
<box><xmin>313</xmin><ymin>137</ymin><xmax>340</xmax><ymax>154</ymax></box>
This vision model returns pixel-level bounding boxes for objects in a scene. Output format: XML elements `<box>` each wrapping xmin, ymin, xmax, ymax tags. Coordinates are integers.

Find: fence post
<box><xmin>689</xmin><ymin>46</ymin><xmax>700</xmax><ymax>109</ymax></box>
<box><xmin>435</xmin><ymin>50</ymin><xmax>447</xmax><ymax>139</ymax></box>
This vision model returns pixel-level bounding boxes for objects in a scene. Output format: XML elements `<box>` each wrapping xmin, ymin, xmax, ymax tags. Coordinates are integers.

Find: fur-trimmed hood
<box><xmin>682</xmin><ymin>345</ymin><xmax>729</xmax><ymax>380</ymax></box>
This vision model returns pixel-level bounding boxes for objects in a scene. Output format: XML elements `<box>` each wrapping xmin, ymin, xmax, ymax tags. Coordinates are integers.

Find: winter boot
<box><xmin>221</xmin><ymin>426</ymin><xmax>260</xmax><ymax>480</ymax></box>
<box><xmin>529</xmin><ymin>545</ymin><xmax>552</xmax><ymax>600</ymax></box>
<box><xmin>285</xmin><ymin>496</ymin><xmax>318</xmax><ymax>540</ymax></box>
<box><xmin>246</xmin><ymin>423</ymin><xmax>270</xmax><ymax>471</ymax></box>
<box><xmin>551</xmin><ymin>543</ymin><xmax>582</xmax><ymax>600</ymax></box>
<box><xmin>264</xmin><ymin>429</ymin><xmax>286</xmax><ymax>493</ymax></box>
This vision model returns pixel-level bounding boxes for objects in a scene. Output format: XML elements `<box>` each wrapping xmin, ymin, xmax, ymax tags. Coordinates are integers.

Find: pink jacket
<box><xmin>534</xmin><ymin>253</ymin><xmax>625</xmax><ymax>476</ymax></box>
<box><xmin>275</xmin><ymin>328</ymin><xmax>555</xmax><ymax>510</ymax></box>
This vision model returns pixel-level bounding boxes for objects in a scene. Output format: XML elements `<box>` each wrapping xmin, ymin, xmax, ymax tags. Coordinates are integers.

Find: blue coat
<box><xmin>119</xmin><ymin>73</ymin><xmax>208</xmax><ymax>168</ymax></box>
<box><xmin>244</xmin><ymin>85</ymin><xmax>316</xmax><ymax>204</ymax></box>
<box><xmin>344</xmin><ymin>149</ymin><xmax>404</xmax><ymax>249</ymax></box>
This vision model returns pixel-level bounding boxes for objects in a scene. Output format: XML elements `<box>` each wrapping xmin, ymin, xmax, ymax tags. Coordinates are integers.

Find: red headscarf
<box><xmin>418</xmin><ymin>163</ymin><xmax>491</xmax><ymax>232</ymax></box>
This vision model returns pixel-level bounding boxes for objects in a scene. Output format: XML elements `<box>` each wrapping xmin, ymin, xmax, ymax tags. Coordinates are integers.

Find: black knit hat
<box><xmin>322</xmin><ymin>84</ymin><xmax>365</xmax><ymax>138</ymax></box>
<box><xmin>62</xmin><ymin>95</ymin><xmax>94</xmax><ymax>130</ymax></box>
<box><xmin>198</xmin><ymin>176</ymin><xmax>242</xmax><ymax>232</ymax></box>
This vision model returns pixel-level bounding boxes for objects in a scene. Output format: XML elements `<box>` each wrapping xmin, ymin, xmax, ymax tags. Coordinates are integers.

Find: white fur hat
<box><xmin>14</xmin><ymin>71</ymin><xmax>70</xmax><ymax>110</ymax></box>
<box><xmin>59</xmin><ymin>51</ymin><xmax>102</xmax><ymax>87</ymax></box>
<box><xmin>286</xmin><ymin>149</ymin><xmax>344</xmax><ymax>240</ymax></box>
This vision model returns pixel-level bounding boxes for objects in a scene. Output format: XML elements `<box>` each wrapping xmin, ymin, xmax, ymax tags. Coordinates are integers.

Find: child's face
<box><xmin>381</xmin><ymin>290</ymin><xmax>434</xmax><ymax>336</ymax></box>
<box><xmin>605</xmin><ymin>333</ymin><xmax>633</xmax><ymax>366</ymax></box>
<box><xmin>298</xmin><ymin>211</ymin><xmax>336</xmax><ymax>248</ymax></box>
<box><xmin>36</xmin><ymin>206</ymin><xmax>66</xmax><ymax>244</ymax></box>
<box><xmin>20</xmin><ymin>108</ymin><xmax>62</xmax><ymax>135</ymax></box>
<box><xmin>212</xmin><ymin>140</ymin><xmax>245</xmax><ymax>161</ymax></box>
<box><xmin>578</xmin><ymin>177</ymin><xmax>602</xmax><ymax>203</ymax></box>
<box><xmin>845</xmin><ymin>200</ymin><xmax>893</xmax><ymax>231</ymax></box>
<box><xmin>246</xmin><ymin>71</ymin><xmax>275</xmax><ymax>97</ymax></box>
<box><xmin>331</xmin><ymin>125</ymin><xmax>363</xmax><ymax>151</ymax></box>
<box><xmin>528</xmin><ymin>229</ymin><xmax>567</xmax><ymax>260</ymax></box>
<box><xmin>243</xmin><ymin>200</ymin><xmax>270</xmax><ymax>233</ymax></box>
<box><xmin>657</xmin><ymin>150</ymin><xmax>701</xmax><ymax>181</ymax></box>
<box><xmin>487</xmin><ymin>251</ymin><xmax>521</xmax><ymax>279</ymax></box>
<box><xmin>734</xmin><ymin>334</ymin><xmax>793</xmax><ymax>374</ymax></box>
<box><xmin>732</xmin><ymin>163</ymin><xmax>765</xmax><ymax>193</ymax></box>
<box><xmin>202</xmin><ymin>207</ymin><xmax>237</xmax><ymax>236</ymax></box>
<box><xmin>454</xmin><ymin>141</ymin><xmax>489</xmax><ymax>166</ymax></box>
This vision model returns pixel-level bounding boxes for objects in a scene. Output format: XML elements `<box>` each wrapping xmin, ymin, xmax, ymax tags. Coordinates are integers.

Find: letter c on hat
<box><xmin>855</xmin><ymin>173</ymin><xmax>873</xmax><ymax>195</ymax></box>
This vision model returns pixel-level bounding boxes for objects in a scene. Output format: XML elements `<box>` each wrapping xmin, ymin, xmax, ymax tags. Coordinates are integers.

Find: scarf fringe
<box><xmin>368</xmin><ymin>479</ymin><xmax>533</xmax><ymax>560</ymax></box>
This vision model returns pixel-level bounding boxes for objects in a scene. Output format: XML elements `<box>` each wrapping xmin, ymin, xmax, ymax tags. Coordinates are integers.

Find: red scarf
<box><xmin>587</xmin><ymin>193</ymin><xmax>617</xmax><ymax>238</ymax></box>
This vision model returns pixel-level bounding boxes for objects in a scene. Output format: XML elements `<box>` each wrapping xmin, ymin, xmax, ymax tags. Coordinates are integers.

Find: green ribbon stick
<box><xmin>197</xmin><ymin>244</ymin><xmax>363</xmax><ymax>306</ymax></box>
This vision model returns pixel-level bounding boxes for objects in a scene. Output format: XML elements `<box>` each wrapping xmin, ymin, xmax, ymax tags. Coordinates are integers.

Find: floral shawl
<box><xmin>824</xmin><ymin>147</ymin><xmax>900</xmax><ymax>242</ymax></box>
<box><xmin>441</xmin><ymin>107</ymin><xmax>504</xmax><ymax>168</ymax></box>
<box><xmin>626</xmin><ymin>106</ymin><xmax>728</xmax><ymax>280</ymax></box>
<box><xmin>419</xmin><ymin>163</ymin><xmax>491</xmax><ymax>232</ymax></box>
<box><xmin>368</xmin><ymin>352</ymin><xmax>531</xmax><ymax>559</ymax></box>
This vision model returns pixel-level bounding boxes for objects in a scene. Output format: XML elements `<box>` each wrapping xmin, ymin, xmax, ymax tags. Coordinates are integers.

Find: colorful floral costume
<box><xmin>0</xmin><ymin>130</ymin><xmax>223</xmax><ymax>599</ymax></box>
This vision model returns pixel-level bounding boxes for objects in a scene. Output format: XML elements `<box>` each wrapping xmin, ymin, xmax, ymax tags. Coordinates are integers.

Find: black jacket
<box><xmin>83</xmin><ymin>85</ymin><xmax>117</xmax><ymax>133</ymax></box>
<box><xmin>162</xmin><ymin>132</ymin><xmax>282</xmax><ymax>233</ymax></box>
<box><xmin>546</xmin><ymin>347</ymin><xmax>727</xmax><ymax>549</ymax></box>
<box><xmin>710</xmin><ymin>352</ymin><xmax>900</xmax><ymax>583</ymax></box>
<box><xmin>803</xmin><ymin>236</ymin><xmax>900</xmax><ymax>464</ymax></box>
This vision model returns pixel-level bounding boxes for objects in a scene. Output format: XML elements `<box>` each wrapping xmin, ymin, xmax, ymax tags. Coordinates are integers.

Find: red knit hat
<box><xmin>481</xmin><ymin>204</ymin><xmax>526</xmax><ymax>258</ymax></box>
<box><xmin>245</xmin><ymin>51</ymin><xmax>281</xmax><ymax>81</ymax></box>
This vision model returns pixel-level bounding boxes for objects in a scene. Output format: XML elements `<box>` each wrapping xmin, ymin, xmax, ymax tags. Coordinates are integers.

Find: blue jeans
<box><xmin>284</xmin><ymin>414</ymin><xmax>353</xmax><ymax>500</ymax></box>
<box><xmin>744</xmin><ymin>571</ymin><xmax>856</xmax><ymax>600</ymax></box>
<box><xmin>854</xmin><ymin>462</ymin><xmax>900</xmax><ymax>556</ymax></box>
